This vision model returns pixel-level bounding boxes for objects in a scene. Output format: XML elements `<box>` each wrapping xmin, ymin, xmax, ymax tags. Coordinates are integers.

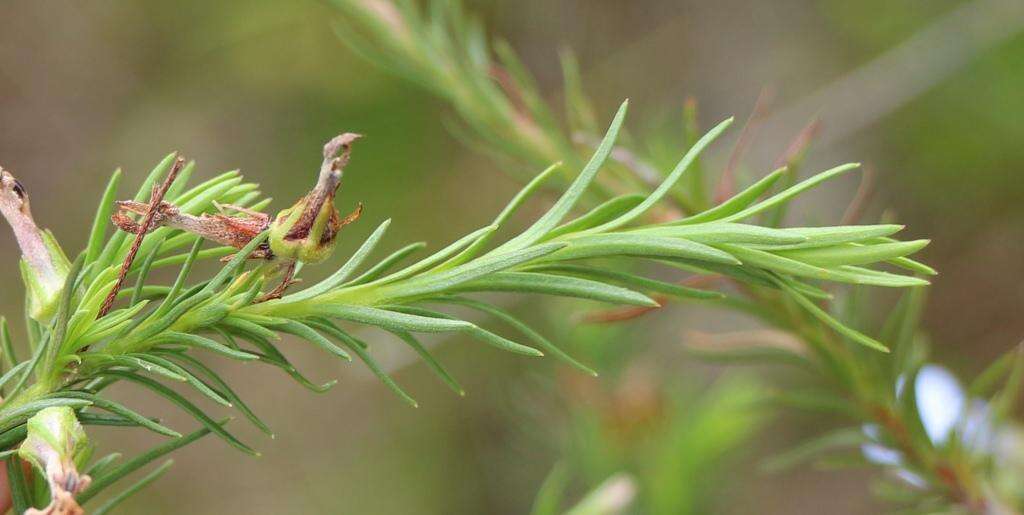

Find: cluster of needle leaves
<box><xmin>332</xmin><ymin>1</ymin><xmax>1024</xmax><ymax>513</ymax></box>
<box><xmin>0</xmin><ymin>95</ymin><xmax>933</xmax><ymax>512</ymax></box>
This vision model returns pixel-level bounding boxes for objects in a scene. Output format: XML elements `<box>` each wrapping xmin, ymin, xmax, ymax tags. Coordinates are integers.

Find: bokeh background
<box><xmin>0</xmin><ymin>0</ymin><xmax>1022</xmax><ymax>513</ymax></box>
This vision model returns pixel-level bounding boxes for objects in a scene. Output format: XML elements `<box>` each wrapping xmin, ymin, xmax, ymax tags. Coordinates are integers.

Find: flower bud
<box><xmin>19</xmin><ymin>407</ymin><xmax>93</xmax><ymax>512</ymax></box>
<box><xmin>0</xmin><ymin>169</ymin><xmax>72</xmax><ymax>322</ymax></box>
<box><xmin>270</xmin><ymin>134</ymin><xmax>363</xmax><ymax>264</ymax></box>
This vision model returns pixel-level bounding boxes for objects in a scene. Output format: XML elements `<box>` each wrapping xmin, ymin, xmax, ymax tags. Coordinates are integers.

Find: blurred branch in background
<box><xmin>330</xmin><ymin>1</ymin><xmax>1024</xmax><ymax>513</ymax></box>
<box><xmin>755</xmin><ymin>0</ymin><xmax>1024</xmax><ymax>160</ymax></box>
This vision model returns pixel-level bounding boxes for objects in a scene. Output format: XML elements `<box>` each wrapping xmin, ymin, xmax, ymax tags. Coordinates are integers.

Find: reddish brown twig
<box><xmin>97</xmin><ymin>156</ymin><xmax>185</xmax><ymax>318</ymax></box>
<box><xmin>255</xmin><ymin>261</ymin><xmax>299</xmax><ymax>304</ymax></box>
<box><xmin>714</xmin><ymin>87</ymin><xmax>774</xmax><ymax>204</ymax></box>
<box><xmin>490</xmin><ymin>64</ymin><xmax>529</xmax><ymax>121</ymax></box>
<box><xmin>773</xmin><ymin>117</ymin><xmax>822</xmax><ymax>169</ymax></box>
<box><xmin>841</xmin><ymin>164</ymin><xmax>877</xmax><ymax>225</ymax></box>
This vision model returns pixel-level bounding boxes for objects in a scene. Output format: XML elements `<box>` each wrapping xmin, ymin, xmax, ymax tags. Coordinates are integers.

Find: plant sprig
<box><xmin>0</xmin><ymin>95</ymin><xmax>931</xmax><ymax>509</ymax></box>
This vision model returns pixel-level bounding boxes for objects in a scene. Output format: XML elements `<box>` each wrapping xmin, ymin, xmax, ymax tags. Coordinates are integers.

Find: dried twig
<box><xmin>841</xmin><ymin>164</ymin><xmax>877</xmax><ymax>225</ymax></box>
<box><xmin>97</xmin><ymin>156</ymin><xmax>185</xmax><ymax>318</ymax></box>
<box><xmin>773</xmin><ymin>118</ymin><xmax>822</xmax><ymax>169</ymax></box>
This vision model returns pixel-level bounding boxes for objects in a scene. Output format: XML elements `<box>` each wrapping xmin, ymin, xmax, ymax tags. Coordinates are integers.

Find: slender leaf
<box><xmin>776</xmin><ymin>279</ymin><xmax>889</xmax><ymax>352</ymax></box>
<box><xmin>86</xmin><ymin>169</ymin><xmax>123</xmax><ymax>266</ymax></box>
<box><xmin>56</xmin><ymin>391</ymin><xmax>180</xmax><ymax>437</ymax></box>
<box><xmin>78</xmin><ymin>423</ymin><xmax>216</xmax><ymax>503</ymax></box>
<box><xmin>543</xmin><ymin>194</ymin><xmax>645</xmax><ymax>241</ymax></box>
<box><xmin>718</xmin><ymin>163</ymin><xmax>861</xmax><ymax>222</ymax></box>
<box><xmin>587</xmin><ymin>117</ymin><xmax>733</xmax><ymax>233</ymax></box>
<box><xmin>325</xmin><ymin>328</ymin><xmax>419</xmax><ymax>407</ymax></box>
<box><xmin>442</xmin><ymin>296</ymin><xmax>596</xmax><ymax>375</ymax></box>
<box><xmin>288</xmin><ymin>219</ymin><xmax>392</xmax><ymax>302</ymax></box>
<box><xmin>673</xmin><ymin>168</ymin><xmax>786</xmax><ymax>225</ymax></box>
<box><xmin>451</xmin><ymin>272</ymin><xmax>658</xmax><ymax>307</ymax></box>
<box><xmin>494</xmin><ymin>100</ymin><xmax>628</xmax><ymax>252</ymax></box>
<box><xmin>103</xmin><ymin>371</ymin><xmax>257</xmax><ymax>455</ymax></box>
<box><xmin>92</xmin><ymin>460</ymin><xmax>175</xmax><ymax>515</ymax></box>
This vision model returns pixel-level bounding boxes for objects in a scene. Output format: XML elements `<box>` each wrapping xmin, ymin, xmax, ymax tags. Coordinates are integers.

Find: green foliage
<box><xmin>0</xmin><ymin>99</ymin><xmax>929</xmax><ymax>510</ymax></box>
<box><xmin>0</xmin><ymin>1</ymin><xmax>1014</xmax><ymax>513</ymax></box>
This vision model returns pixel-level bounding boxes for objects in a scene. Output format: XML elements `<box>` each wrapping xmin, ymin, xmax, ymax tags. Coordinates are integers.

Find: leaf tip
<box><xmin>640</xmin><ymin>297</ymin><xmax>662</xmax><ymax>308</ymax></box>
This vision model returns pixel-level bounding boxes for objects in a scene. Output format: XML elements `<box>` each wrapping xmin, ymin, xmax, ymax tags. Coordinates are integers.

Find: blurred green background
<box><xmin>0</xmin><ymin>0</ymin><xmax>1021</xmax><ymax>513</ymax></box>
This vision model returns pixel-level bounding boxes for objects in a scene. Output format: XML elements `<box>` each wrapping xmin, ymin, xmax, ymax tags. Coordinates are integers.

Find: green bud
<box><xmin>1</xmin><ymin>169</ymin><xmax>72</xmax><ymax>322</ymax></box>
<box><xmin>270</xmin><ymin>134</ymin><xmax>363</xmax><ymax>264</ymax></box>
<box><xmin>18</xmin><ymin>407</ymin><xmax>93</xmax><ymax>499</ymax></box>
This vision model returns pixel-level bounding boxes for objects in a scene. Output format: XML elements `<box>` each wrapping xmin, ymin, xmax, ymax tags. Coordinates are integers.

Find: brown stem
<box><xmin>97</xmin><ymin>156</ymin><xmax>184</xmax><ymax>318</ymax></box>
<box><xmin>773</xmin><ymin>117</ymin><xmax>822</xmax><ymax>169</ymax></box>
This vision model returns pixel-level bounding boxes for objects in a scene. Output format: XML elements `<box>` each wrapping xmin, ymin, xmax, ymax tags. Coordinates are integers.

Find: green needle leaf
<box><xmin>323</xmin><ymin>328</ymin><xmax>419</xmax><ymax>407</ymax></box>
<box><xmin>586</xmin><ymin>116</ymin><xmax>733</xmax><ymax>233</ymax></box>
<box><xmin>552</xmin><ymin>234</ymin><xmax>739</xmax><ymax>265</ymax></box>
<box><xmin>542</xmin><ymin>194</ymin><xmax>645</xmax><ymax>241</ymax></box>
<box><xmin>442</xmin><ymin>297</ymin><xmax>597</xmax><ymax>375</ymax></box>
<box><xmin>390</xmin><ymin>329</ymin><xmax>465</xmax><ymax>396</ymax></box>
<box><xmin>169</xmin><ymin>353</ymin><xmax>273</xmax><ymax>436</ymax></box>
<box><xmin>85</xmin><ymin>169</ymin><xmax>123</xmax><ymax>267</ymax></box>
<box><xmin>314</xmin><ymin>305</ymin><xmax>473</xmax><ymax>333</ymax></box>
<box><xmin>451</xmin><ymin>272</ymin><xmax>659</xmax><ymax>307</ymax></box>
<box><xmin>385</xmin><ymin>305</ymin><xmax>543</xmax><ymax>357</ymax></box>
<box><xmin>347</xmin><ymin>242</ymin><xmax>427</xmax><ymax>286</ymax></box>
<box><xmin>528</xmin><ymin>264</ymin><xmax>722</xmax><ymax>301</ymax></box>
<box><xmin>7</xmin><ymin>454</ymin><xmax>33</xmax><ymax>514</ymax></box>
<box><xmin>438</xmin><ymin>162</ymin><xmax>563</xmax><ymax>270</ymax></box>
<box><xmin>103</xmin><ymin>371</ymin><xmax>258</xmax><ymax>455</ymax></box>
<box><xmin>155</xmin><ymin>332</ymin><xmax>260</xmax><ymax>361</ymax></box>
<box><xmin>92</xmin><ymin>459</ymin><xmax>175</xmax><ymax>515</ymax></box>
<box><xmin>674</xmin><ymin>167</ymin><xmax>787</xmax><ymax>225</ymax></box>
<box><xmin>775</xmin><ymin>278</ymin><xmax>890</xmax><ymax>352</ymax></box>
<box><xmin>374</xmin><ymin>225</ymin><xmax>497</xmax><ymax>285</ymax></box>
<box><xmin>0</xmin><ymin>398</ymin><xmax>92</xmax><ymax>434</ymax></box>
<box><xmin>633</xmin><ymin>223</ymin><xmax>808</xmax><ymax>245</ymax></box>
<box><xmin>718</xmin><ymin>163</ymin><xmax>861</xmax><ymax>223</ymax></box>
<box><xmin>383</xmin><ymin>242</ymin><xmax>566</xmax><ymax>299</ymax></box>
<box><xmin>276</xmin><ymin>320</ymin><xmax>352</xmax><ymax>361</ymax></box>
<box><xmin>493</xmin><ymin>100</ymin><xmax>629</xmax><ymax>252</ymax></box>
<box><xmin>288</xmin><ymin>219</ymin><xmax>392</xmax><ymax>302</ymax></box>
<box><xmin>774</xmin><ymin>240</ymin><xmax>930</xmax><ymax>268</ymax></box>
<box><xmin>56</xmin><ymin>391</ymin><xmax>181</xmax><ymax>437</ymax></box>
<box><xmin>78</xmin><ymin>423</ymin><xmax>217</xmax><ymax>504</ymax></box>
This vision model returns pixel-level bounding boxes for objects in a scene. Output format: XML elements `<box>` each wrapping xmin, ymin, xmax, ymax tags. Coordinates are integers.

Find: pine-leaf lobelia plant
<box><xmin>0</xmin><ymin>94</ymin><xmax>932</xmax><ymax>512</ymax></box>
<box><xmin>332</xmin><ymin>1</ymin><xmax>1024</xmax><ymax>513</ymax></box>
